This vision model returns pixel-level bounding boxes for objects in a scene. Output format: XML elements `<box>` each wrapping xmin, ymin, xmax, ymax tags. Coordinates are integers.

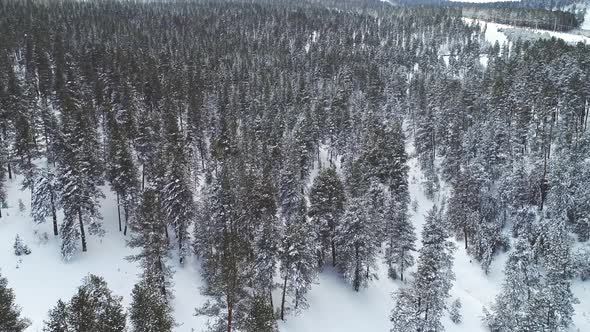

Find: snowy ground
<box><xmin>463</xmin><ymin>17</ymin><xmax>590</xmax><ymax>46</ymax></box>
<box><xmin>449</xmin><ymin>0</ymin><xmax>519</xmax><ymax>3</ymax></box>
<box><xmin>582</xmin><ymin>8</ymin><xmax>590</xmax><ymax>31</ymax></box>
<box><xmin>1</xmin><ymin>139</ymin><xmax>589</xmax><ymax>332</ymax></box>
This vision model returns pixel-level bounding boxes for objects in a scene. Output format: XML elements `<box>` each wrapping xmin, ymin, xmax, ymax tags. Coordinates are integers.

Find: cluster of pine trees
<box><xmin>0</xmin><ymin>0</ymin><xmax>589</xmax><ymax>331</ymax></box>
<box><xmin>461</xmin><ymin>6</ymin><xmax>579</xmax><ymax>31</ymax></box>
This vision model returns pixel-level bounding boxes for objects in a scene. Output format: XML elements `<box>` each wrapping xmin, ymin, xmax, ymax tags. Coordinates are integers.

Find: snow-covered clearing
<box><xmin>583</xmin><ymin>8</ymin><xmax>590</xmax><ymax>31</ymax></box>
<box><xmin>1</xmin><ymin>138</ymin><xmax>590</xmax><ymax>331</ymax></box>
<box><xmin>450</xmin><ymin>0</ymin><xmax>519</xmax><ymax>3</ymax></box>
<box><xmin>463</xmin><ymin>17</ymin><xmax>590</xmax><ymax>46</ymax></box>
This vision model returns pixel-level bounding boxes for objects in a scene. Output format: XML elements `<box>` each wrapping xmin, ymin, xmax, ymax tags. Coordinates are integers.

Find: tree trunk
<box><xmin>354</xmin><ymin>246</ymin><xmax>360</xmax><ymax>292</ymax></box>
<box><xmin>463</xmin><ymin>227</ymin><xmax>468</xmax><ymax>250</ymax></box>
<box><xmin>78</xmin><ymin>208</ymin><xmax>87</xmax><ymax>252</ymax></box>
<box><xmin>123</xmin><ymin>205</ymin><xmax>129</xmax><ymax>236</ymax></box>
<box><xmin>331</xmin><ymin>239</ymin><xmax>337</xmax><ymax>267</ymax></box>
<box><xmin>400</xmin><ymin>251</ymin><xmax>405</xmax><ymax>282</ymax></box>
<box><xmin>280</xmin><ymin>274</ymin><xmax>288</xmax><ymax>320</ymax></box>
<box><xmin>141</xmin><ymin>164</ymin><xmax>145</xmax><ymax>190</ymax></box>
<box><xmin>227</xmin><ymin>296</ymin><xmax>233</xmax><ymax>332</ymax></box>
<box><xmin>51</xmin><ymin>190</ymin><xmax>58</xmax><ymax>236</ymax></box>
<box><xmin>178</xmin><ymin>230</ymin><xmax>184</xmax><ymax>264</ymax></box>
<box><xmin>117</xmin><ymin>192</ymin><xmax>122</xmax><ymax>232</ymax></box>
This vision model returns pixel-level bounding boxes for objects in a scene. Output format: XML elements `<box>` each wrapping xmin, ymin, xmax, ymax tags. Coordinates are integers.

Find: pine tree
<box><xmin>127</xmin><ymin>189</ymin><xmax>172</xmax><ymax>298</ymax></box>
<box><xmin>308</xmin><ymin>167</ymin><xmax>345</xmax><ymax>267</ymax></box>
<box><xmin>449</xmin><ymin>298</ymin><xmax>462</xmax><ymax>324</ymax></box>
<box><xmin>129</xmin><ymin>280</ymin><xmax>175</xmax><ymax>332</ymax></box>
<box><xmin>0</xmin><ymin>132</ymin><xmax>7</xmax><ymax>218</ymax></box>
<box><xmin>7</xmin><ymin>65</ymin><xmax>38</xmax><ymax>191</ymax></box>
<box><xmin>106</xmin><ymin>110</ymin><xmax>139</xmax><ymax>236</ymax></box>
<box><xmin>485</xmin><ymin>239</ymin><xmax>543</xmax><ymax>332</ymax></box>
<box><xmin>336</xmin><ymin>197</ymin><xmax>379</xmax><ymax>291</ymax></box>
<box><xmin>57</xmin><ymin>64</ymin><xmax>104</xmax><ymax>257</ymax></box>
<box><xmin>13</xmin><ymin>234</ymin><xmax>31</xmax><ymax>256</ymax></box>
<box><xmin>384</xmin><ymin>194</ymin><xmax>416</xmax><ymax>281</ymax></box>
<box><xmin>391</xmin><ymin>206</ymin><xmax>455</xmax><ymax>332</ymax></box>
<box><xmin>195</xmin><ymin>166</ymin><xmax>253</xmax><ymax>332</ymax></box>
<box><xmin>159</xmin><ymin>103</ymin><xmax>194</xmax><ymax>264</ymax></box>
<box><xmin>248</xmin><ymin>173</ymin><xmax>280</xmax><ymax>310</ymax></box>
<box><xmin>161</xmin><ymin>164</ymin><xmax>194</xmax><ymax>265</ymax></box>
<box><xmin>46</xmin><ymin>274</ymin><xmax>126</xmax><ymax>332</ymax></box>
<box><xmin>43</xmin><ymin>300</ymin><xmax>68</xmax><ymax>332</ymax></box>
<box><xmin>31</xmin><ymin>167</ymin><xmax>59</xmax><ymax>235</ymax></box>
<box><xmin>0</xmin><ymin>272</ymin><xmax>31</xmax><ymax>332</ymax></box>
<box><xmin>279</xmin><ymin>196</ymin><xmax>318</xmax><ymax>320</ymax></box>
<box><xmin>243</xmin><ymin>294</ymin><xmax>278</xmax><ymax>332</ymax></box>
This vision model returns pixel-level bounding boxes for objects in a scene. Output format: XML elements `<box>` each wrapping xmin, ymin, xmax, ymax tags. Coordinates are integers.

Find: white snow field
<box><xmin>464</xmin><ymin>17</ymin><xmax>590</xmax><ymax>45</ymax></box>
<box><xmin>583</xmin><ymin>8</ymin><xmax>590</xmax><ymax>31</ymax></box>
<box><xmin>1</xmin><ymin>139</ymin><xmax>590</xmax><ymax>332</ymax></box>
<box><xmin>449</xmin><ymin>0</ymin><xmax>519</xmax><ymax>3</ymax></box>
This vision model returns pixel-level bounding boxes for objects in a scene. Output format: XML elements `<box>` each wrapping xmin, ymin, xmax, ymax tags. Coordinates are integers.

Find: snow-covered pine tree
<box><xmin>336</xmin><ymin>196</ymin><xmax>379</xmax><ymax>291</ymax></box>
<box><xmin>57</xmin><ymin>63</ymin><xmax>104</xmax><ymax>257</ymax></box>
<box><xmin>195</xmin><ymin>165</ymin><xmax>253</xmax><ymax>332</ymax></box>
<box><xmin>243</xmin><ymin>294</ymin><xmax>278</xmax><ymax>332</ymax></box>
<box><xmin>43</xmin><ymin>300</ymin><xmax>68</xmax><ymax>332</ymax></box>
<box><xmin>449</xmin><ymin>298</ymin><xmax>462</xmax><ymax>324</ymax></box>
<box><xmin>248</xmin><ymin>172</ymin><xmax>280</xmax><ymax>311</ymax></box>
<box><xmin>13</xmin><ymin>234</ymin><xmax>31</xmax><ymax>256</ymax></box>
<box><xmin>46</xmin><ymin>274</ymin><xmax>126</xmax><ymax>332</ymax></box>
<box><xmin>390</xmin><ymin>286</ymin><xmax>419</xmax><ymax>332</ymax></box>
<box><xmin>127</xmin><ymin>189</ymin><xmax>173</xmax><ymax>299</ymax></box>
<box><xmin>384</xmin><ymin>194</ymin><xmax>416</xmax><ymax>281</ymax></box>
<box><xmin>537</xmin><ymin>217</ymin><xmax>577</xmax><ymax>331</ymax></box>
<box><xmin>447</xmin><ymin>165</ymin><xmax>480</xmax><ymax>250</ymax></box>
<box><xmin>279</xmin><ymin>196</ymin><xmax>318</xmax><ymax>320</ymax></box>
<box><xmin>31</xmin><ymin>167</ymin><xmax>59</xmax><ymax>235</ymax></box>
<box><xmin>106</xmin><ymin>109</ymin><xmax>139</xmax><ymax>236</ymax></box>
<box><xmin>159</xmin><ymin>101</ymin><xmax>194</xmax><ymax>264</ymax></box>
<box><xmin>129</xmin><ymin>280</ymin><xmax>175</xmax><ymax>332</ymax></box>
<box><xmin>161</xmin><ymin>164</ymin><xmax>194</xmax><ymax>265</ymax></box>
<box><xmin>484</xmin><ymin>239</ymin><xmax>542</xmax><ymax>332</ymax></box>
<box><xmin>59</xmin><ymin>214</ymin><xmax>79</xmax><ymax>261</ymax></box>
<box><xmin>0</xmin><ymin>132</ymin><xmax>7</xmax><ymax>218</ymax></box>
<box><xmin>308</xmin><ymin>167</ymin><xmax>345</xmax><ymax>267</ymax></box>
<box><xmin>7</xmin><ymin>65</ymin><xmax>38</xmax><ymax>192</ymax></box>
<box><xmin>0</xmin><ymin>271</ymin><xmax>31</xmax><ymax>332</ymax></box>
<box><xmin>391</xmin><ymin>205</ymin><xmax>455</xmax><ymax>332</ymax></box>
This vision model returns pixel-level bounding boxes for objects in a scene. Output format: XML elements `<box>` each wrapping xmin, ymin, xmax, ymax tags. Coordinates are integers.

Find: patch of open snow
<box><xmin>464</xmin><ymin>17</ymin><xmax>590</xmax><ymax>46</ymax></box>
<box><xmin>582</xmin><ymin>8</ymin><xmax>590</xmax><ymax>31</ymax></box>
<box><xmin>450</xmin><ymin>0</ymin><xmax>519</xmax><ymax>2</ymax></box>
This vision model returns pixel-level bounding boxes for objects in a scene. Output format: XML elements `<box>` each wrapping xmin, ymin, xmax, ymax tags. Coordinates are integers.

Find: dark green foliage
<box><xmin>309</xmin><ymin>167</ymin><xmax>346</xmax><ymax>267</ymax></box>
<box><xmin>129</xmin><ymin>281</ymin><xmax>175</xmax><ymax>332</ymax></box>
<box><xmin>243</xmin><ymin>295</ymin><xmax>278</xmax><ymax>332</ymax></box>
<box><xmin>127</xmin><ymin>189</ymin><xmax>172</xmax><ymax>299</ymax></box>
<box><xmin>43</xmin><ymin>275</ymin><xmax>125</xmax><ymax>332</ymax></box>
<box><xmin>0</xmin><ymin>272</ymin><xmax>30</xmax><ymax>332</ymax></box>
<box><xmin>43</xmin><ymin>300</ymin><xmax>68</xmax><ymax>332</ymax></box>
<box><xmin>391</xmin><ymin>206</ymin><xmax>455</xmax><ymax>332</ymax></box>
